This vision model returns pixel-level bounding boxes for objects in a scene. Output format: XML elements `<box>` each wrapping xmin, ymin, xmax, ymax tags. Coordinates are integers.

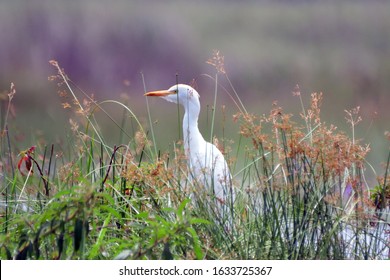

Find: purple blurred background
<box><xmin>0</xmin><ymin>0</ymin><xmax>389</xmax><ymax>178</ymax></box>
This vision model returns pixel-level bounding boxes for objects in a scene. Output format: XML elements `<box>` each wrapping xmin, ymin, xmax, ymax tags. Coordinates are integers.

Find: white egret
<box><xmin>145</xmin><ymin>84</ymin><xmax>235</xmax><ymax>221</ymax></box>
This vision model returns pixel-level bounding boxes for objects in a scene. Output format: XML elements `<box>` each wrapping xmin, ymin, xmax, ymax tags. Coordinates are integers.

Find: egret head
<box><xmin>145</xmin><ymin>84</ymin><xmax>200</xmax><ymax>110</ymax></box>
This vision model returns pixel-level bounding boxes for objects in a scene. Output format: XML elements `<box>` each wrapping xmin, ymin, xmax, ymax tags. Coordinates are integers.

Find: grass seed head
<box><xmin>206</xmin><ymin>49</ymin><xmax>226</xmax><ymax>74</ymax></box>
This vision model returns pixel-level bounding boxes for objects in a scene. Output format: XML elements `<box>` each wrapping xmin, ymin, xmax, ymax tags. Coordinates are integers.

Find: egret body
<box><xmin>145</xmin><ymin>84</ymin><xmax>235</xmax><ymax>215</ymax></box>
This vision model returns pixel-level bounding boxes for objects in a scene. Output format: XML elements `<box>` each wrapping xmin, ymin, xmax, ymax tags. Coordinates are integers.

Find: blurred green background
<box><xmin>0</xmin><ymin>0</ymin><xmax>389</xmax><ymax>181</ymax></box>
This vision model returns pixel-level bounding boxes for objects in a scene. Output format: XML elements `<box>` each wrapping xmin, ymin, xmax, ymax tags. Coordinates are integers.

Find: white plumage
<box><xmin>145</xmin><ymin>84</ymin><xmax>235</xmax><ymax>220</ymax></box>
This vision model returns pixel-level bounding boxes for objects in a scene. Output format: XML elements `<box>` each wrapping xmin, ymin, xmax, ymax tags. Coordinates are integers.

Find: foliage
<box><xmin>0</xmin><ymin>58</ymin><xmax>388</xmax><ymax>260</ymax></box>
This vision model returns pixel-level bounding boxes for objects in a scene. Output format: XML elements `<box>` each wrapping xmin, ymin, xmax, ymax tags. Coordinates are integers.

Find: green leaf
<box><xmin>177</xmin><ymin>198</ymin><xmax>190</xmax><ymax>220</ymax></box>
<box><xmin>154</xmin><ymin>214</ymin><xmax>169</xmax><ymax>226</ymax></box>
<box><xmin>162</xmin><ymin>207</ymin><xmax>175</xmax><ymax>213</ymax></box>
<box><xmin>136</xmin><ymin>212</ymin><xmax>149</xmax><ymax>220</ymax></box>
<box><xmin>33</xmin><ymin>227</ymin><xmax>41</xmax><ymax>259</ymax></box>
<box><xmin>157</xmin><ymin>227</ymin><xmax>167</xmax><ymax>240</ymax></box>
<box><xmin>186</xmin><ymin>227</ymin><xmax>203</xmax><ymax>260</ymax></box>
<box><xmin>88</xmin><ymin>213</ymin><xmax>111</xmax><ymax>259</ymax></box>
<box><xmin>100</xmin><ymin>205</ymin><xmax>122</xmax><ymax>219</ymax></box>
<box><xmin>189</xmin><ymin>218</ymin><xmax>211</xmax><ymax>225</ymax></box>
<box><xmin>51</xmin><ymin>189</ymin><xmax>72</xmax><ymax>199</ymax></box>
<box><xmin>95</xmin><ymin>192</ymin><xmax>115</xmax><ymax>205</ymax></box>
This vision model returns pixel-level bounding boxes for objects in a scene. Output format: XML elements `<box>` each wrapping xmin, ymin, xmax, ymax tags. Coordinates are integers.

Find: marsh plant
<box><xmin>0</xmin><ymin>55</ymin><xmax>388</xmax><ymax>260</ymax></box>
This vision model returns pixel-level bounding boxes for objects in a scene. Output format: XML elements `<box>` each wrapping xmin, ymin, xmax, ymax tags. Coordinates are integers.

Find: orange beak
<box><xmin>144</xmin><ymin>90</ymin><xmax>176</xmax><ymax>97</ymax></box>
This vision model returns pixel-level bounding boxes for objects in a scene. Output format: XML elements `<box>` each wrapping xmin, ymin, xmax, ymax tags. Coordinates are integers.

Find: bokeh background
<box><xmin>1</xmin><ymin>0</ymin><xmax>389</xmax><ymax>182</ymax></box>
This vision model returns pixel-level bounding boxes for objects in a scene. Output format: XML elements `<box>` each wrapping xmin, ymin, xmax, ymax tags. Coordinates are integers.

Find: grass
<box><xmin>0</xmin><ymin>57</ymin><xmax>389</xmax><ymax>260</ymax></box>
